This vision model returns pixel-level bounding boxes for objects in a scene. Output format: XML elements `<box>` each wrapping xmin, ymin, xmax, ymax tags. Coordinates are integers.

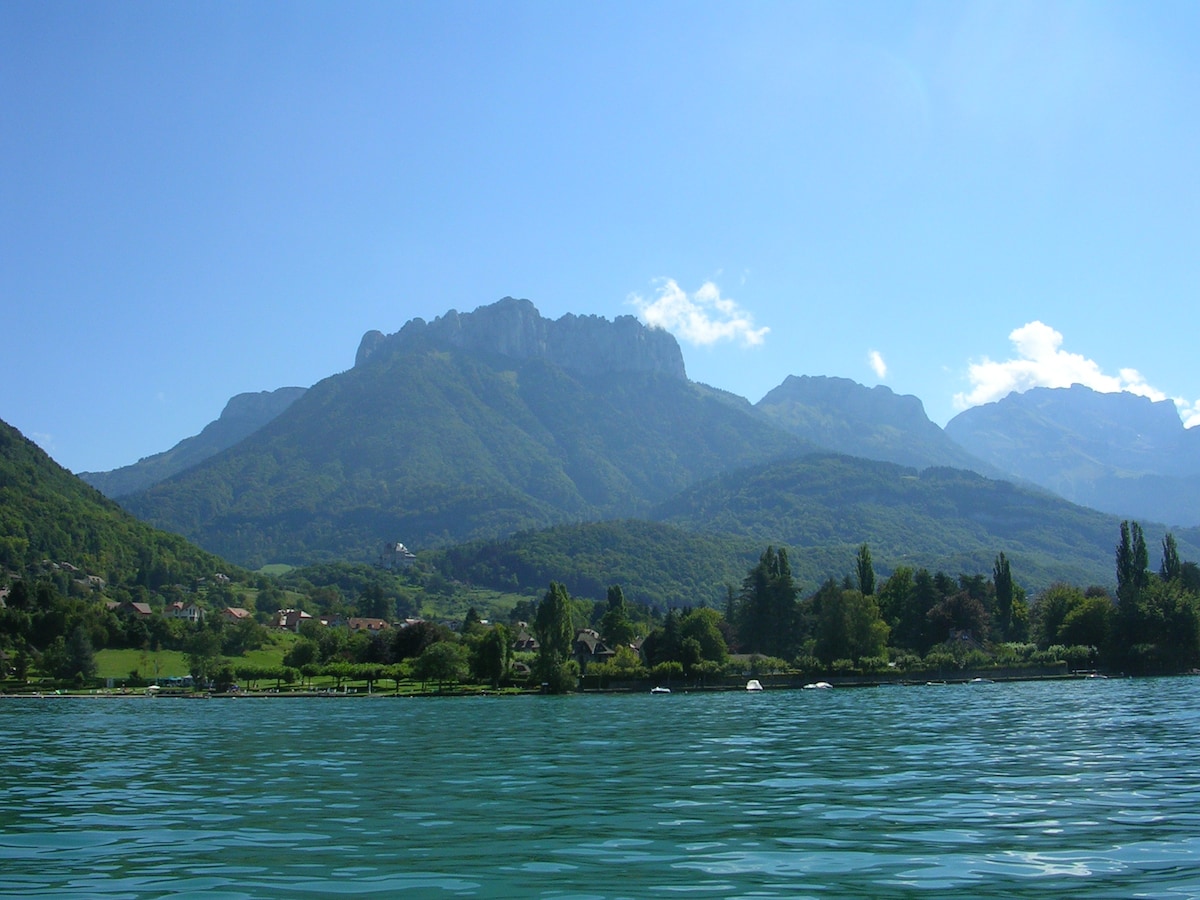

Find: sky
<box><xmin>3</xmin><ymin>1</ymin><xmax>1199</xmax><ymax>474</ymax></box>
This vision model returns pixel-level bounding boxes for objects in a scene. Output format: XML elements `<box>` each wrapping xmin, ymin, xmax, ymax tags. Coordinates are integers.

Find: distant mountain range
<box><xmin>946</xmin><ymin>385</ymin><xmax>1200</xmax><ymax>528</ymax></box>
<box><xmin>117</xmin><ymin>299</ymin><xmax>812</xmax><ymax>567</ymax></box>
<box><xmin>67</xmin><ymin>297</ymin><xmax>1200</xmax><ymax>594</ymax></box>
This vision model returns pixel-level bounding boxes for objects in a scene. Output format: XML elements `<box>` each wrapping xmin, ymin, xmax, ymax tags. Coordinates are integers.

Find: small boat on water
<box><xmin>968</xmin><ymin>677</ymin><xmax>995</xmax><ymax>685</ymax></box>
<box><xmin>746</xmin><ymin>679</ymin><xmax>763</xmax><ymax>691</ymax></box>
<box><xmin>803</xmin><ymin>681</ymin><xmax>832</xmax><ymax>690</ymax></box>
<box><xmin>650</xmin><ymin>686</ymin><xmax>671</xmax><ymax>694</ymax></box>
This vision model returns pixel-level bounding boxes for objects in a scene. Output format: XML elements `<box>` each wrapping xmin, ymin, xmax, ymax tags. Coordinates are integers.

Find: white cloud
<box><xmin>868</xmin><ymin>350</ymin><xmax>887</xmax><ymax>380</ymax></box>
<box><xmin>953</xmin><ymin>321</ymin><xmax>1200</xmax><ymax>424</ymax></box>
<box><xmin>628</xmin><ymin>279</ymin><xmax>768</xmax><ymax>348</ymax></box>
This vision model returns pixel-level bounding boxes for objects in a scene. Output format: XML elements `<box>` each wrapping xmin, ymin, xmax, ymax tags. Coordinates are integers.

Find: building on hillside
<box><xmin>277</xmin><ymin>608</ymin><xmax>313</xmax><ymax>633</ymax></box>
<box><xmin>221</xmin><ymin>607</ymin><xmax>253</xmax><ymax>623</ymax></box>
<box><xmin>118</xmin><ymin>600</ymin><xmax>154</xmax><ymax>618</ymax></box>
<box><xmin>380</xmin><ymin>541</ymin><xmax>417</xmax><ymax>570</ymax></box>
<box><xmin>164</xmin><ymin>601</ymin><xmax>205</xmax><ymax>623</ymax></box>
<box><xmin>348</xmin><ymin>617</ymin><xmax>391</xmax><ymax>633</ymax></box>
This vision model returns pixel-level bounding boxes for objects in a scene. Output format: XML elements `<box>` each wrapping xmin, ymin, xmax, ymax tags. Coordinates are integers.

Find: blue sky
<box><xmin>3</xmin><ymin>1</ymin><xmax>1199</xmax><ymax>474</ymax></box>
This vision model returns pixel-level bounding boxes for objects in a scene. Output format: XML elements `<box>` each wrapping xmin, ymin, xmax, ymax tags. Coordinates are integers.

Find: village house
<box><xmin>164</xmin><ymin>601</ymin><xmax>205</xmax><ymax>623</ymax></box>
<box><xmin>348</xmin><ymin>617</ymin><xmax>391</xmax><ymax>633</ymax></box>
<box><xmin>573</xmin><ymin>628</ymin><xmax>616</xmax><ymax>673</ymax></box>
<box><xmin>512</xmin><ymin>623</ymin><xmax>538</xmax><ymax>653</ymax></box>
<box><xmin>220</xmin><ymin>607</ymin><xmax>253</xmax><ymax>623</ymax></box>
<box><xmin>276</xmin><ymin>608</ymin><xmax>313</xmax><ymax>633</ymax></box>
<box><xmin>116</xmin><ymin>600</ymin><xmax>154</xmax><ymax>617</ymax></box>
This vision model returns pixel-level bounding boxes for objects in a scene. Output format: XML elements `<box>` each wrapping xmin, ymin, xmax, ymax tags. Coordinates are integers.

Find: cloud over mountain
<box><xmin>629</xmin><ymin>279</ymin><xmax>768</xmax><ymax>348</ymax></box>
<box><xmin>955</xmin><ymin>321</ymin><xmax>1200</xmax><ymax>426</ymax></box>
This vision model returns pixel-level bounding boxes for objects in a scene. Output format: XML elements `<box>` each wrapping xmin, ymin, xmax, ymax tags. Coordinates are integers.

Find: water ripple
<box><xmin>3</xmin><ymin>680</ymin><xmax>1200</xmax><ymax>897</ymax></box>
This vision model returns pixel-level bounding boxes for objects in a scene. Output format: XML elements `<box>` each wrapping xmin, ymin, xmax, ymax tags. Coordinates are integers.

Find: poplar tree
<box><xmin>534</xmin><ymin>581</ymin><xmax>576</xmax><ymax>692</ymax></box>
<box><xmin>993</xmin><ymin>552</ymin><xmax>1014</xmax><ymax>638</ymax></box>
<box><xmin>1161</xmin><ymin>533</ymin><xmax>1182</xmax><ymax>582</ymax></box>
<box><xmin>856</xmin><ymin>544</ymin><xmax>875</xmax><ymax>597</ymax></box>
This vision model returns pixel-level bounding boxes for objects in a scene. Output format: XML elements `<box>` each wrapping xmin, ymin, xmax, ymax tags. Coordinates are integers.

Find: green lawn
<box><xmin>95</xmin><ymin>648</ymin><xmax>190</xmax><ymax>681</ymax></box>
<box><xmin>95</xmin><ymin>632</ymin><xmax>296</xmax><ymax>683</ymax></box>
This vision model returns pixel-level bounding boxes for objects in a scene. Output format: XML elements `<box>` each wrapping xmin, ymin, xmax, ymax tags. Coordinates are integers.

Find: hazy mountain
<box><xmin>121</xmin><ymin>299</ymin><xmax>813</xmax><ymax>567</ymax></box>
<box><xmin>0</xmin><ymin>417</ymin><xmax>233</xmax><ymax>584</ymax></box>
<box><xmin>432</xmin><ymin>454</ymin><xmax>1200</xmax><ymax>601</ymax></box>
<box><xmin>756</xmin><ymin>375</ymin><xmax>998</xmax><ymax>473</ymax></box>
<box><xmin>649</xmin><ymin>453</ymin><xmax>1200</xmax><ymax>593</ymax></box>
<box><xmin>79</xmin><ymin>387</ymin><xmax>307</xmax><ymax>498</ymax></box>
<box><xmin>945</xmin><ymin>385</ymin><xmax>1200</xmax><ymax>527</ymax></box>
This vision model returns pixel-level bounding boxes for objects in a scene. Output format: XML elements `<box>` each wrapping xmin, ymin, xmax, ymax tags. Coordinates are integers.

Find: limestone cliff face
<box><xmin>355</xmin><ymin>297</ymin><xmax>687</xmax><ymax>380</ymax></box>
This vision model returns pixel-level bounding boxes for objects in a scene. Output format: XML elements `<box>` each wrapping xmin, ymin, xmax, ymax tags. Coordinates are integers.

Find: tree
<box><xmin>737</xmin><ymin>547</ymin><xmax>798</xmax><ymax>659</ymax></box>
<box><xmin>927</xmin><ymin>591</ymin><xmax>989</xmax><ymax>644</ymax></box>
<box><xmin>1032</xmin><ymin>583</ymin><xmax>1086</xmax><ymax>648</ymax></box>
<box><xmin>598</xmin><ymin>585</ymin><xmax>635</xmax><ymax>648</ymax></box>
<box><xmin>814</xmin><ymin>587</ymin><xmax>889</xmax><ymax>665</ymax></box>
<box><xmin>855</xmin><ymin>544</ymin><xmax>875</xmax><ymax>597</ymax></box>
<box><xmin>1058</xmin><ymin>595</ymin><xmax>1113</xmax><ymax>650</ymax></box>
<box><xmin>1116</xmin><ymin>520</ymin><xmax>1149</xmax><ymax>605</ymax></box>
<box><xmin>183</xmin><ymin>627</ymin><xmax>223</xmax><ymax>689</ymax></box>
<box><xmin>282</xmin><ymin>638</ymin><xmax>319</xmax><ymax>670</ymax></box>
<box><xmin>357</xmin><ymin>583</ymin><xmax>390</xmax><ymax>620</ymax></box>
<box><xmin>993</xmin><ymin>553</ymin><xmax>1014</xmax><ymax>638</ymax></box>
<box><xmin>470</xmin><ymin>624</ymin><xmax>512</xmax><ymax>688</ymax></box>
<box><xmin>533</xmin><ymin>582</ymin><xmax>575</xmax><ymax>693</ymax></box>
<box><xmin>679</xmin><ymin>607</ymin><xmax>729</xmax><ymax>665</ymax></box>
<box><xmin>460</xmin><ymin>606</ymin><xmax>484</xmax><ymax>636</ymax></box>
<box><xmin>1161</xmin><ymin>533</ymin><xmax>1183</xmax><ymax>582</ymax></box>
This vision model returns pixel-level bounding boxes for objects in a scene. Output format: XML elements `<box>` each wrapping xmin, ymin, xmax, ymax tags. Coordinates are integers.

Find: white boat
<box><xmin>650</xmin><ymin>686</ymin><xmax>671</xmax><ymax>694</ymax></box>
<box><xmin>803</xmin><ymin>681</ymin><xmax>832</xmax><ymax>690</ymax></box>
<box><xmin>746</xmin><ymin>679</ymin><xmax>763</xmax><ymax>691</ymax></box>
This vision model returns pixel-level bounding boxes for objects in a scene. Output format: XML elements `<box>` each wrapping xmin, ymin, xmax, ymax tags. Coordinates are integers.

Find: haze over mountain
<box><xmin>946</xmin><ymin>385</ymin><xmax>1200</xmax><ymax>527</ymax></box>
<box><xmin>755</xmin><ymin>375</ymin><xmax>998</xmax><ymax>474</ymax></box>
<box><xmin>79</xmin><ymin>387</ymin><xmax>307</xmax><ymax>499</ymax></box>
<box><xmin>121</xmin><ymin>299</ymin><xmax>813</xmax><ymax>567</ymax></box>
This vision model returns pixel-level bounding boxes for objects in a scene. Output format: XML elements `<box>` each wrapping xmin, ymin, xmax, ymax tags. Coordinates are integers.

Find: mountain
<box><xmin>945</xmin><ymin>385</ymin><xmax>1200</xmax><ymax>527</ymax></box>
<box><xmin>79</xmin><ymin>386</ymin><xmax>307</xmax><ymax>498</ymax></box>
<box><xmin>756</xmin><ymin>375</ymin><xmax>998</xmax><ymax>473</ymax></box>
<box><xmin>431</xmin><ymin>454</ymin><xmax>1200</xmax><ymax>601</ymax></box>
<box><xmin>0</xmin><ymin>418</ymin><xmax>233</xmax><ymax>585</ymax></box>
<box><xmin>649</xmin><ymin>452</ymin><xmax>1200</xmax><ymax>592</ymax></box>
<box><xmin>355</xmin><ymin>296</ymin><xmax>687</xmax><ymax>379</ymax></box>
<box><xmin>121</xmin><ymin>299</ymin><xmax>814</xmax><ymax>567</ymax></box>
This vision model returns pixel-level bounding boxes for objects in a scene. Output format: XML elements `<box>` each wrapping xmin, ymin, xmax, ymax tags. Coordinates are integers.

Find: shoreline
<box><xmin>0</xmin><ymin>669</ymin><xmax>1136</xmax><ymax>700</ymax></box>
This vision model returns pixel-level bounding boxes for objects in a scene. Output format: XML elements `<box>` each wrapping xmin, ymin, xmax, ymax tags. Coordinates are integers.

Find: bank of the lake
<box><xmin>3</xmin><ymin>677</ymin><xmax>1198</xmax><ymax>898</ymax></box>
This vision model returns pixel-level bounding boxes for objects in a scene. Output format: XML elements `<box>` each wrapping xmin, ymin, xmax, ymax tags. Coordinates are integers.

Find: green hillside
<box><xmin>423</xmin><ymin>455</ymin><xmax>1200</xmax><ymax>607</ymax></box>
<box><xmin>122</xmin><ymin>344</ymin><xmax>810</xmax><ymax>567</ymax></box>
<box><xmin>0</xmin><ymin>419</ymin><xmax>233</xmax><ymax>585</ymax></box>
<box><xmin>431</xmin><ymin>519</ymin><xmax>763</xmax><ymax>610</ymax></box>
<box><xmin>651</xmin><ymin>453</ymin><xmax>1200</xmax><ymax>591</ymax></box>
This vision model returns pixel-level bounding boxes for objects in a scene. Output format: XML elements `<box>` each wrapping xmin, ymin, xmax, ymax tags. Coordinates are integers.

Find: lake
<box><xmin>3</xmin><ymin>678</ymin><xmax>1199</xmax><ymax>898</ymax></box>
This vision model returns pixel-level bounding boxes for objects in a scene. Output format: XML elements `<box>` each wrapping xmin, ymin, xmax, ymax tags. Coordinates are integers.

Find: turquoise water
<box><xmin>3</xmin><ymin>678</ymin><xmax>1200</xmax><ymax>898</ymax></box>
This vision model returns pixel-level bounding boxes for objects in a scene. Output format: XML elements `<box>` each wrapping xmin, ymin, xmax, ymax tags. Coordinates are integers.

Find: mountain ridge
<box><xmin>946</xmin><ymin>384</ymin><xmax>1200</xmax><ymax>526</ymax></box>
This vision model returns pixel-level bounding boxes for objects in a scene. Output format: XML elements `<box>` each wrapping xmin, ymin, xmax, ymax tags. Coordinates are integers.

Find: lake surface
<box><xmin>3</xmin><ymin>678</ymin><xmax>1200</xmax><ymax>898</ymax></box>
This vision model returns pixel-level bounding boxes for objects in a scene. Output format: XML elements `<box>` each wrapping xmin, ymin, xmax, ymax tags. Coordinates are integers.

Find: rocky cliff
<box><xmin>355</xmin><ymin>297</ymin><xmax>687</xmax><ymax>380</ymax></box>
<box><xmin>756</xmin><ymin>374</ymin><xmax>995</xmax><ymax>473</ymax></box>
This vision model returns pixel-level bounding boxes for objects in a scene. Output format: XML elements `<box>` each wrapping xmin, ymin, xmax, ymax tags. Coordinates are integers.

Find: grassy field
<box><xmin>95</xmin><ymin>632</ymin><xmax>298</xmax><ymax>682</ymax></box>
